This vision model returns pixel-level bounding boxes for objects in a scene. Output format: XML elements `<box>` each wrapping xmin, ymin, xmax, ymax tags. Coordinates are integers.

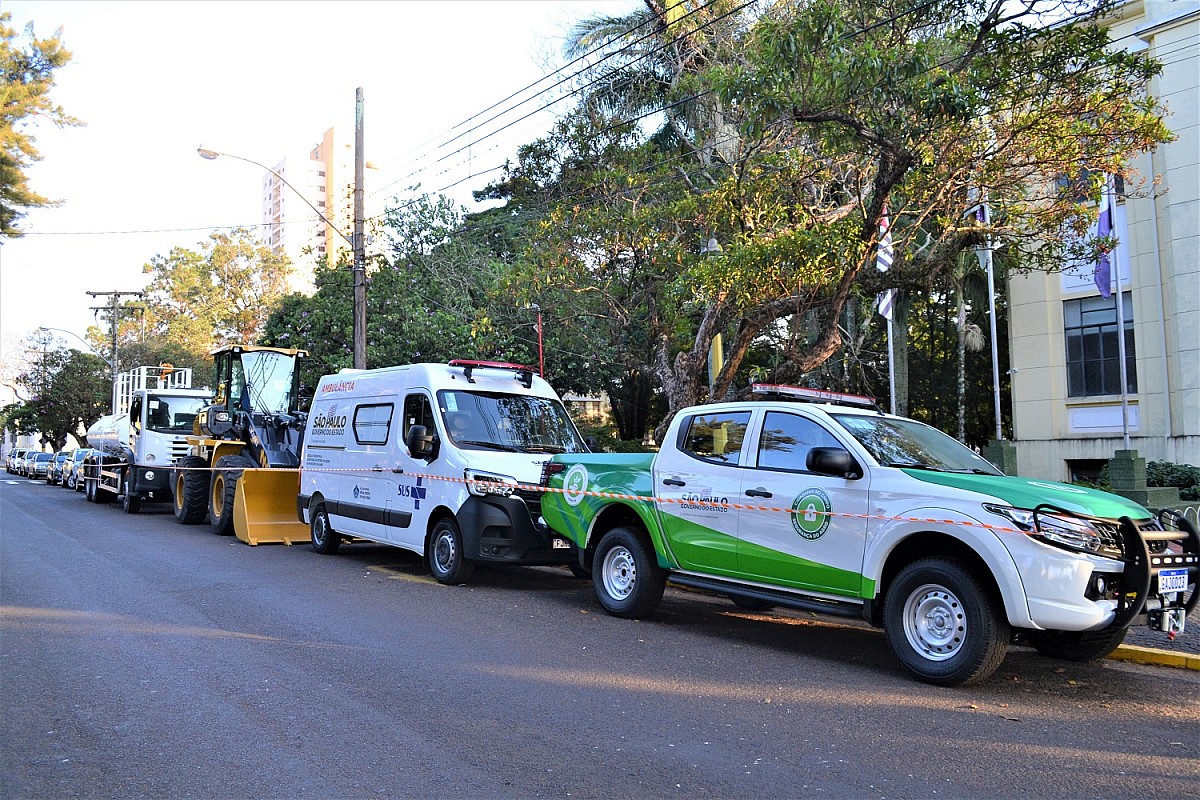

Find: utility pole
<box><xmin>353</xmin><ymin>86</ymin><xmax>367</xmax><ymax>370</ymax></box>
<box><xmin>87</xmin><ymin>289</ymin><xmax>144</xmax><ymax>413</ymax></box>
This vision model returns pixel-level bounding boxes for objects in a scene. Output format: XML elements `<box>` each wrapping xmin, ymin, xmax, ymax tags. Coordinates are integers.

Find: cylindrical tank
<box><xmin>86</xmin><ymin>413</ymin><xmax>131</xmax><ymax>456</ymax></box>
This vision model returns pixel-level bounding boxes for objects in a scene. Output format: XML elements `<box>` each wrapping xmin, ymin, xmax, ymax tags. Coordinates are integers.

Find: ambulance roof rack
<box><xmin>448</xmin><ymin>359</ymin><xmax>536</xmax><ymax>389</ymax></box>
<box><xmin>751</xmin><ymin>383</ymin><xmax>879</xmax><ymax>411</ymax></box>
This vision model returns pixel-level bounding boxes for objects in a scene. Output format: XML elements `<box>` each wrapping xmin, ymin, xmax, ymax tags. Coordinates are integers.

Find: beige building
<box><xmin>262</xmin><ymin>127</ymin><xmax>382</xmax><ymax>294</ymax></box>
<box><xmin>1007</xmin><ymin>0</ymin><xmax>1199</xmax><ymax>481</ymax></box>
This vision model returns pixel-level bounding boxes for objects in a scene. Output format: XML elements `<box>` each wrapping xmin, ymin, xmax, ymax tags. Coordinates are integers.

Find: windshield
<box><xmin>437</xmin><ymin>390</ymin><xmax>587</xmax><ymax>454</ymax></box>
<box><xmin>147</xmin><ymin>395</ymin><xmax>208</xmax><ymax>434</ymax></box>
<box><xmin>241</xmin><ymin>351</ymin><xmax>298</xmax><ymax>414</ymax></box>
<box><xmin>831</xmin><ymin>413</ymin><xmax>1002</xmax><ymax>474</ymax></box>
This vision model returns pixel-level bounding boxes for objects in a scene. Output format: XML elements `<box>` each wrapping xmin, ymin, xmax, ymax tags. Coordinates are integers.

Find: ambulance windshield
<box><xmin>437</xmin><ymin>390</ymin><xmax>586</xmax><ymax>454</ymax></box>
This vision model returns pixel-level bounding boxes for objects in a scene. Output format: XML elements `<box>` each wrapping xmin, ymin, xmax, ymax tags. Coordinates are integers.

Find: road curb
<box><xmin>1110</xmin><ymin>644</ymin><xmax>1200</xmax><ymax>670</ymax></box>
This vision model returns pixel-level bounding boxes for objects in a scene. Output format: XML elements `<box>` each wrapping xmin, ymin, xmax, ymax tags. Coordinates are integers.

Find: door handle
<box><xmin>371</xmin><ymin>465</ymin><xmax>384</xmax><ymax>472</ymax></box>
<box><xmin>662</xmin><ymin>477</ymin><xmax>686</xmax><ymax>487</ymax></box>
<box><xmin>745</xmin><ymin>487</ymin><xmax>773</xmax><ymax>498</ymax></box>
<box><xmin>391</xmin><ymin>467</ymin><xmax>405</xmax><ymax>474</ymax></box>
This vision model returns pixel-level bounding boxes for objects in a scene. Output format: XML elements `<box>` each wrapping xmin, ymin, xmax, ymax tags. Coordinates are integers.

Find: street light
<box><xmin>36</xmin><ymin>326</ymin><xmax>112</xmax><ymax>368</ymax></box>
<box><xmin>197</xmin><ymin>141</ymin><xmax>368</xmax><ymax>369</ymax></box>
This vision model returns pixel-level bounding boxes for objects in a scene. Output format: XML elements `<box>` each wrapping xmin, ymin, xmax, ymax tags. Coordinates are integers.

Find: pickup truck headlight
<box><xmin>983</xmin><ymin>504</ymin><xmax>1103</xmax><ymax>554</ymax></box>
<box><xmin>467</xmin><ymin>470</ymin><xmax>517</xmax><ymax>498</ymax></box>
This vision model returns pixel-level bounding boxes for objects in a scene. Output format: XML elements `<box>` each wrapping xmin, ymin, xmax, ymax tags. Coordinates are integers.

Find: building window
<box><xmin>1064</xmin><ymin>292</ymin><xmax>1136</xmax><ymax>397</ymax></box>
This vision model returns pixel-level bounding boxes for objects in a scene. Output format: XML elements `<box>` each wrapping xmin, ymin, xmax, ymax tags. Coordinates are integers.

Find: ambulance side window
<box><xmin>403</xmin><ymin>394</ymin><xmax>436</xmax><ymax>438</ymax></box>
<box><xmin>353</xmin><ymin>403</ymin><xmax>394</xmax><ymax>446</ymax></box>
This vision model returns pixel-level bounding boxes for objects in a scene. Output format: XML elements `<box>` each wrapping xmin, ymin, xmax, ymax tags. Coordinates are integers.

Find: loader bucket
<box><xmin>232</xmin><ymin>468</ymin><xmax>310</xmax><ymax>546</ymax></box>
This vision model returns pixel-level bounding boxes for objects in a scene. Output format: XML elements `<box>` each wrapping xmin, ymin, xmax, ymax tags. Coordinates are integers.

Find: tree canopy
<box><xmin>2</xmin><ymin>332</ymin><xmax>109</xmax><ymax>449</ymax></box>
<box><xmin>0</xmin><ymin>11</ymin><xmax>80</xmax><ymax>237</ymax></box>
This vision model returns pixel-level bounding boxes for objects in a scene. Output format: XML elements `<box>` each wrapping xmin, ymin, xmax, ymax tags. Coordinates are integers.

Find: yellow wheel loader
<box><xmin>172</xmin><ymin>345</ymin><xmax>311</xmax><ymax>545</ymax></box>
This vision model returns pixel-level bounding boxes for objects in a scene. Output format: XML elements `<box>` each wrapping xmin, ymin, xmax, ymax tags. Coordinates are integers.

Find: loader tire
<box><xmin>174</xmin><ymin>456</ymin><xmax>209</xmax><ymax>525</ymax></box>
<box><xmin>210</xmin><ymin>454</ymin><xmax>255</xmax><ymax>536</ymax></box>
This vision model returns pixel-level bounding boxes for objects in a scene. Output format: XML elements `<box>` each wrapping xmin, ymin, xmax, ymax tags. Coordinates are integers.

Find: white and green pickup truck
<box><xmin>541</xmin><ymin>386</ymin><xmax>1198</xmax><ymax>686</ymax></box>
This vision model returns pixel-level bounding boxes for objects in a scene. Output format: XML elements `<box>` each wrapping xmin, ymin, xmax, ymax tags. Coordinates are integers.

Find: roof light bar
<box><xmin>751</xmin><ymin>383</ymin><xmax>878</xmax><ymax>409</ymax></box>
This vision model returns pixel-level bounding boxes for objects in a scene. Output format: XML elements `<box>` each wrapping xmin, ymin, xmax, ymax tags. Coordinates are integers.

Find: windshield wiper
<box><xmin>525</xmin><ymin>444</ymin><xmax>566</xmax><ymax>454</ymax></box>
<box><xmin>886</xmin><ymin>461</ymin><xmax>951</xmax><ymax>472</ymax></box>
<box><xmin>456</xmin><ymin>439</ymin><xmax>522</xmax><ymax>452</ymax></box>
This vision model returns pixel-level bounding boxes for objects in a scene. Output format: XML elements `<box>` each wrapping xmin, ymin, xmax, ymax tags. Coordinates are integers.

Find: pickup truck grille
<box><xmin>1094</xmin><ymin>516</ymin><xmax>1178</xmax><ymax>559</ymax></box>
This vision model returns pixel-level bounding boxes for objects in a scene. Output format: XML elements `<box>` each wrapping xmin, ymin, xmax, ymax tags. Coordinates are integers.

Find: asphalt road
<box><xmin>2</xmin><ymin>477</ymin><xmax>1198</xmax><ymax>800</ymax></box>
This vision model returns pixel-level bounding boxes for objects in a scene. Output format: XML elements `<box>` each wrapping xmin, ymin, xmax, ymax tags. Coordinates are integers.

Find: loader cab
<box><xmin>203</xmin><ymin>345</ymin><xmax>308</xmax><ymax>437</ymax></box>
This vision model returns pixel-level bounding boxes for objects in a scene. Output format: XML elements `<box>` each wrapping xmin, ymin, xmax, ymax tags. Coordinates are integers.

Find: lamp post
<box><xmin>198</xmin><ymin>139</ymin><xmax>368</xmax><ymax>369</ymax></box>
<box><xmin>36</xmin><ymin>327</ymin><xmax>112</xmax><ymax>368</ymax></box>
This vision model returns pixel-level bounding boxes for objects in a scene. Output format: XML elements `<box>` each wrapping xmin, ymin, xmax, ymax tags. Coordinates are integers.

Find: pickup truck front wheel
<box><xmin>594</xmin><ymin>527</ymin><xmax>666</xmax><ymax>619</ymax></box>
<box><xmin>884</xmin><ymin>557</ymin><xmax>1009</xmax><ymax>687</ymax></box>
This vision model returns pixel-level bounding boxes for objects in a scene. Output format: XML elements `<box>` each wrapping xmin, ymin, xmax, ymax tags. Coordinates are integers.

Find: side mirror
<box><xmin>406</xmin><ymin>424</ymin><xmax>436</xmax><ymax>459</ymax></box>
<box><xmin>584</xmin><ymin>436</ymin><xmax>600</xmax><ymax>453</ymax></box>
<box><xmin>807</xmin><ymin>447</ymin><xmax>861</xmax><ymax>480</ymax></box>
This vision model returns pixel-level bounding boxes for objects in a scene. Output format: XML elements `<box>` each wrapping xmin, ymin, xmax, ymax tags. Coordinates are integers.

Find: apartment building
<box><xmin>1007</xmin><ymin>0</ymin><xmax>1199</xmax><ymax>480</ymax></box>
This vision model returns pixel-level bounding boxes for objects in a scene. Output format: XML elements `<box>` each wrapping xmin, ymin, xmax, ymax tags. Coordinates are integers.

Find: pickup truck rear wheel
<box><xmin>428</xmin><ymin>518</ymin><xmax>474</xmax><ymax>584</ymax></box>
<box><xmin>210</xmin><ymin>454</ymin><xmax>255</xmax><ymax>536</ymax></box>
<box><xmin>884</xmin><ymin>557</ymin><xmax>1009</xmax><ymax>687</ymax></box>
<box><xmin>174</xmin><ymin>456</ymin><xmax>209</xmax><ymax>524</ymax></box>
<box><xmin>1026</xmin><ymin>627</ymin><xmax>1127</xmax><ymax>662</ymax></box>
<box><xmin>593</xmin><ymin>527</ymin><xmax>665</xmax><ymax>619</ymax></box>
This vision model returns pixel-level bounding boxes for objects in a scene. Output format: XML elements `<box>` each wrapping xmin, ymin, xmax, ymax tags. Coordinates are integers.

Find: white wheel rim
<box><xmin>902</xmin><ymin>582</ymin><xmax>966</xmax><ymax>661</ymax></box>
<box><xmin>601</xmin><ymin>545</ymin><xmax>636</xmax><ymax>601</ymax></box>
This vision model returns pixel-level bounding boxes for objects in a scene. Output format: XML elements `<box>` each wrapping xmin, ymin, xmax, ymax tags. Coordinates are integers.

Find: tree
<box><xmin>1</xmin><ymin>11</ymin><xmax>81</xmax><ymax>237</ymax></box>
<box><xmin>3</xmin><ymin>333</ymin><xmax>109</xmax><ymax>449</ymax></box>
<box><xmin>140</xmin><ymin>227</ymin><xmax>296</xmax><ymax>355</ymax></box>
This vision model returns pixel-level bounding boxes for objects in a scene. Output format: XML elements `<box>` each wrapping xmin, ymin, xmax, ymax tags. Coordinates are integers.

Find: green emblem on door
<box><xmin>791</xmin><ymin>488</ymin><xmax>832</xmax><ymax>540</ymax></box>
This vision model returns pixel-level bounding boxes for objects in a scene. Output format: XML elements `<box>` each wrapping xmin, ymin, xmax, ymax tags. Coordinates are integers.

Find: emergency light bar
<box><xmin>448</xmin><ymin>359</ymin><xmax>536</xmax><ymax>389</ymax></box>
<box><xmin>751</xmin><ymin>383</ymin><xmax>878</xmax><ymax>410</ymax></box>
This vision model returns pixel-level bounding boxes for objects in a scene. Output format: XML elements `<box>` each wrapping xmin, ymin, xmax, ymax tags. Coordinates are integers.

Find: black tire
<box><xmin>173</xmin><ymin>456</ymin><xmax>209</xmax><ymax>524</ymax></box>
<box><xmin>84</xmin><ymin>471</ymin><xmax>95</xmax><ymax>502</ymax></box>
<box><xmin>592</xmin><ymin>527</ymin><xmax>666</xmax><ymax>619</ymax></box>
<box><xmin>729</xmin><ymin>595</ymin><xmax>775</xmax><ymax>612</ymax></box>
<box><xmin>1025</xmin><ymin>627</ymin><xmax>1128</xmax><ymax>662</ymax></box>
<box><xmin>121</xmin><ymin>472</ymin><xmax>141</xmax><ymax>514</ymax></box>
<box><xmin>93</xmin><ymin>467</ymin><xmax>116</xmax><ymax>504</ymax></box>
<box><xmin>883</xmin><ymin>557</ymin><xmax>1009</xmax><ymax>687</ymax></box>
<box><xmin>209</xmin><ymin>453</ymin><xmax>254</xmax><ymax>536</ymax></box>
<box><xmin>310</xmin><ymin>502</ymin><xmax>341</xmax><ymax>555</ymax></box>
<box><xmin>427</xmin><ymin>517</ymin><xmax>475</xmax><ymax>585</ymax></box>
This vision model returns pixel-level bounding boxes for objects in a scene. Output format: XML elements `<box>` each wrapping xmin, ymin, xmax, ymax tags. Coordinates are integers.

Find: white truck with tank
<box><xmin>540</xmin><ymin>385</ymin><xmax>1198</xmax><ymax>686</ymax></box>
<box><xmin>83</xmin><ymin>366</ymin><xmax>210</xmax><ymax>513</ymax></box>
<box><xmin>299</xmin><ymin>359</ymin><xmax>591</xmax><ymax>583</ymax></box>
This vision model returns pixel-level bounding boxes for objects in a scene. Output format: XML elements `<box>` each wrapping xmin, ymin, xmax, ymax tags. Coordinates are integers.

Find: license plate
<box><xmin>1159</xmin><ymin>568</ymin><xmax>1188</xmax><ymax>594</ymax></box>
<box><xmin>551</xmin><ymin>538</ymin><xmax>570</xmax><ymax>550</ymax></box>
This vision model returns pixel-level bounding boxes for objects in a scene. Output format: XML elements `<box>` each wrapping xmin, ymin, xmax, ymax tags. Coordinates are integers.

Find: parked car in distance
<box><xmin>48</xmin><ymin>450</ymin><xmax>72</xmax><ymax>484</ymax></box>
<box><xmin>19</xmin><ymin>450</ymin><xmax>41</xmax><ymax>477</ymax></box>
<box><xmin>28</xmin><ymin>452</ymin><xmax>54</xmax><ymax>479</ymax></box>
<box><xmin>6</xmin><ymin>448</ymin><xmax>28</xmax><ymax>474</ymax></box>
<box><xmin>64</xmin><ymin>448</ymin><xmax>92</xmax><ymax>490</ymax></box>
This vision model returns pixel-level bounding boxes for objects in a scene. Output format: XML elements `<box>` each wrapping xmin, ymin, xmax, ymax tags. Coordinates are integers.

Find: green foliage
<box><xmin>4</xmin><ymin>338</ymin><xmax>109</xmax><ymax>448</ymax></box>
<box><xmin>1147</xmin><ymin>461</ymin><xmax>1200</xmax><ymax>501</ymax></box>
<box><xmin>140</xmin><ymin>227</ymin><xmax>295</xmax><ymax>359</ymax></box>
<box><xmin>0</xmin><ymin>11</ymin><xmax>82</xmax><ymax>237</ymax></box>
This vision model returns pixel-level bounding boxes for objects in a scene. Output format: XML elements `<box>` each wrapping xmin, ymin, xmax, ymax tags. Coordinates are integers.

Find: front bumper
<box><xmin>457</xmin><ymin>495</ymin><xmax>576</xmax><ymax>566</ymax></box>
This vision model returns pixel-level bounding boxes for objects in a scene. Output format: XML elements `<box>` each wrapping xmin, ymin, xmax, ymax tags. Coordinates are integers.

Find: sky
<box><xmin>0</xmin><ymin>0</ymin><xmax>634</xmax><ymax>377</ymax></box>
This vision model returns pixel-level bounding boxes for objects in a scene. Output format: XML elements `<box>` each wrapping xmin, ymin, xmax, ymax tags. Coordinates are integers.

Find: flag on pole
<box><xmin>1094</xmin><ymin>174</ymin><xmax>1114</xmax><ymax>299</ymax></box>
<box><xmin>875</xmin><ymin>205</ymin><xmax>896</xmax><ymax>320</ymax></box>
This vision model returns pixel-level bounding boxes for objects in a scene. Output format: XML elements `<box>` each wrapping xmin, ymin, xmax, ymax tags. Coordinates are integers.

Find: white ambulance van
<box><xmin>298</xmin><ymin>359</ymin><xmax>591</xmax><ymax>583</ymax></box>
